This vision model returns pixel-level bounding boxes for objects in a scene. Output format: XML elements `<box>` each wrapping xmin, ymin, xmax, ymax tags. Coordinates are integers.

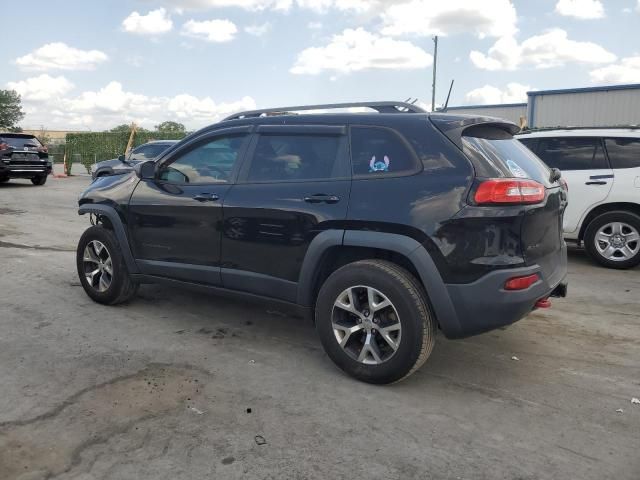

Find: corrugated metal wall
<box><xmin>445</xmin><ymin>104</ymin><xmax>527</xmax><ymax>125</ymax></box>
<box><xmin>530</xmin><ymin>88</ymin><xmax>640</xmax><ymax>128</ymax></box>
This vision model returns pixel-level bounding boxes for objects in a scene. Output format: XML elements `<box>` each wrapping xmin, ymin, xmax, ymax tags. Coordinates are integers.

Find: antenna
<box><xmin>442</xmin><ymin>80</ymin><xmax>455</xmax><ymax>112</ymax></box>
<box><xmin>431</xmin><ymin>36</ymin><xmax>438</xmax><ymax>112</ymax></box>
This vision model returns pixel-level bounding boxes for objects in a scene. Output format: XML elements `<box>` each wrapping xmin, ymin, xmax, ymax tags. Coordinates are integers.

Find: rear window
<box><xmin>462</xmin><ymin>127</ymin><xmax>552</xmax><ymax>186</ymax></box>
<box><xmin>604</xmin><ymin>138</ymin><xmax>640</xmax><ymax>169</ymax></box>
<box><xmin>247</xmin><ymin>134</ymin><xmax>347</xmax><ymax>182</ymax></box>
<box><xmin>536</xmin><ymin>137</ymin><xmax>608</xmax><ymax>171</ymax></box>
<box><xmin>0</xmin><ymin>135</ymin><xmax>42</xmax><ymax>149</ymax></box>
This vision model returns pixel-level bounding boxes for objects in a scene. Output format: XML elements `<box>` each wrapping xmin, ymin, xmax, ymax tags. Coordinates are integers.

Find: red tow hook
<box><xmin>535</xmin><ymin>297</ymin><xmax>552</xmax><ymax>309</ymax></box>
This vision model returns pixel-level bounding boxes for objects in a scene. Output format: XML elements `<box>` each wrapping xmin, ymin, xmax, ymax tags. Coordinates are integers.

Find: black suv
<box><xmin>0</xmin><ymin>133</ymin><xmax>51</xmax><ymax>185</ymax></box>
<box><xmin>76</xmin><ymin>102</ymin><xmax>568</xmax><ymax>384</ymax></box>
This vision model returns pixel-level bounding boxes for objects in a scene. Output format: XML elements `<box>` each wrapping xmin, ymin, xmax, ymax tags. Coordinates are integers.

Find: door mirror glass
<box><xmin>135</xmin><ymin>160</ymin><xmax>156</xmax><ymax>180</ymax></box>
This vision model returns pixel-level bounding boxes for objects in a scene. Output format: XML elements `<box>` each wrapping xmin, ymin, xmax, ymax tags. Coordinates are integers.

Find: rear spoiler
<box><xmin>429</xmin><ymin>114</ymin><xmax>520</xmax><ymax>150</ymax></box>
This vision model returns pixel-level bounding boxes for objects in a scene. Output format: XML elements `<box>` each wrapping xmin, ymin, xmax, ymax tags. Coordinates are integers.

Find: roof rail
<box><xmin>222</xmin><ymin>101</ymin><xmax>427</xmax><ymax>121</ymax></box>
<box><xmin>523</xmin><ymin>125</ymin><xmax>640</xmax><ymax>132</ymax></box>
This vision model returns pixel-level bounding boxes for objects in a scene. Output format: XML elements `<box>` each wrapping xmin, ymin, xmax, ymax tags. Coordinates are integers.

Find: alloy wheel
<box><xmin>82</xmin><ymin>240</ymin><xmax>113</xmax><ymax>292</ymax></box>
<box><xmin>331</xmin><ymin>285</ymin><xmax>401</xmax><ymax>365</ymax></box>
<box><xmin>594</xmin><ymin>222</ymin><xmax>640</xmax><ymax>262</ymax></box>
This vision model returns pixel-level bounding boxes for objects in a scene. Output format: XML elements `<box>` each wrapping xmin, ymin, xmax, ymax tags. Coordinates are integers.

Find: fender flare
<box><xmin>297</xmin><ymin>229</ymin><xmax>461</xmax><ymax>336</ymax></box>
<box><xmin>78</xmin><ymin>204</ymin><xmax>139</xmax><ymax>273</ymax></box>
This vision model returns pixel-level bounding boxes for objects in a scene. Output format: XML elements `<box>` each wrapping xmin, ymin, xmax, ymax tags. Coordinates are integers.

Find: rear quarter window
<box><xmin>350</xmin><ymin>126</ymin><xmax>419</xmax><ymax>177</ymax></box>
<box><xmin>604</xmin><ymin>138</ymin><xmax>640</xmax><ymax>169</ymax></box>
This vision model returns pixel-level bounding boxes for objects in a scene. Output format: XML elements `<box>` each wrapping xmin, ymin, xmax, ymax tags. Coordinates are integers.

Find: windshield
<box><xmin>463</xmin><ymin>135</ymin><xmax>553</xmax><ymax>187</ymax></box>
<box><xmin>129</xmin><ymin>143</ymin><xmax>172</xmax><ymax>161</ymax></box>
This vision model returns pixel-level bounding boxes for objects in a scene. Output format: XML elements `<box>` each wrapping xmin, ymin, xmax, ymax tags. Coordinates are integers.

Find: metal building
<box><xmin>527</xmin><ymin>84</ymin><xmax>640</xmax><ymax>128</ymax></box>
<box><xmin>447</xmin><ymin>83</ymin><xmax>640</xmax><ymax>129</ymax></box>
<box><xmin>444</xmin><ymin>103</ymin><xmax>527</xmax><ymax>125</ymax></box>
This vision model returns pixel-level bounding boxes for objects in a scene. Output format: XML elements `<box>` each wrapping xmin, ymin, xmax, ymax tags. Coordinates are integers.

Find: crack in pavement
<box><xmin>0</xmin><ymin>240</ymin><xmax>74</xmax><ymax>252</ymax></box>
<box><xmin>0</xmin><ymin>363</ymin><xmax>212</xmax><ymax>480</ymax></box>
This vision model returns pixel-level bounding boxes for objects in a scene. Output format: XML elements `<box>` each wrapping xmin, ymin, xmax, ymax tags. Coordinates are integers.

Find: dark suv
<box><xmin>0</xmin><ymin>133</ymin><xmax>51</xmax><ymax>185</ymax></box>
<box><xmin>75</xmin><ymin>102</ymin><xmax>568</xmax><ymax>384</ymax></box>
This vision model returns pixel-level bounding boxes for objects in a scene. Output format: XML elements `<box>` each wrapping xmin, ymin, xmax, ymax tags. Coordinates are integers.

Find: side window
<box><xmin>246</xmin><ymin>134</ymin><xmax>347</xmax><ymax>182</ymax></box>
<box><xmin>158</xmin><ymin>135</ymin><xmax>246</xmax><ymax>184</ymax></box>
<box><xmin>605</xmin><ymin>138</ymin><xmax>640</xmax><ymax>169</ymax></box>
<box><xmin>536</xmin><ymin>137</ymin><xmax>608</xmax><ymax>171</ymax></box>
<box><xmin>131</xmin><ymin>144</ymin><xmax>167</xmax><ymax>161</ymax></box>
<box><xmin>518</xmin><ymin>138</ymin><xmax>538</xmax><ymax>154</ymax></box>
<box><xmin>350</xmin><ymin>127</ymin><xmax>418</xmax><ymax>176</ymax></box>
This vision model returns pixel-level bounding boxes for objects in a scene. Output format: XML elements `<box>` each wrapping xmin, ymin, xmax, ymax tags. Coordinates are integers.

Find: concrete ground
<box><xmin>1</xmin><ymin>174</ymin><xmax>639</xmax><ymax>480</ymax></box>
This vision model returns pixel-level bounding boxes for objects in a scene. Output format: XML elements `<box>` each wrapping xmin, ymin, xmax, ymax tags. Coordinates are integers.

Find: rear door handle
<box><xmin>304</xmin><ymin>194</ymin><xmax>340</xmax><ymax>204</ymax></box>
<box><xmin>585</xmin><ymin>181</ymin><xmax>607</xmax><ymax>186</ymax></box>
<box><xmin>193</xmin><ymin>193</ymin><xmax>220</xmax><ymax>202</ymax></box>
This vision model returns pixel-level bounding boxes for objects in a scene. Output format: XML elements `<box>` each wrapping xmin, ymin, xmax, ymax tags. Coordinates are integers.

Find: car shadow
<box><xmin>126</xmin><ymin>281</ymin><xmax>538</xmax><ymax>392</ymax></box>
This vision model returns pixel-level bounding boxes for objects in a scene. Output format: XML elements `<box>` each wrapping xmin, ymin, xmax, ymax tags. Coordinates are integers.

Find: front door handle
<box><xmin>585</xmin><ymin>181</ymin><xmax>607</xmax><ymax>186</ymax></box>
<box><xmin>193</xmin><ymin>193</ymin><xmax>220</xmax><ymax>202</ymax></box>
<box><xmin>304</xmin><ymin>194</ymin><xmax>340</xmax><ymax>204</ymax></box>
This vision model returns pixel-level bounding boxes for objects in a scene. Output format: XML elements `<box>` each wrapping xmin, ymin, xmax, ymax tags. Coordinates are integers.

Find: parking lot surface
<box><xmin>1</xmin><ymin>174</ymin><xmax>639</xmax><ymax>480</ymax></box>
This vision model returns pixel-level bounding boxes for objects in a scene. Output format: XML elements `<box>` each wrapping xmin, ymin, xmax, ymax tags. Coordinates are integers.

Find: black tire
<box><xmin>584</xmin><ymin>210</ymin><xmax>640</xmax><ymax>269</ymax></box>
<box><xmin>76</xmin><ymin>225</ymin><xmax>138</xmax><ymax>305</ymax></box>
<box><xmin>31</xmin><ymin>175</ymin><xmax>47</xmax><ymax>185</ymax></box>
<box><xmin>315</xmin><ymin>260</ymin><xmax>436</xmax><ymax>384</ymax></box>
<box><xmin>0</xmin><ymin>177</ymin><xmax>9</xmax><ymax>183</ymax></box>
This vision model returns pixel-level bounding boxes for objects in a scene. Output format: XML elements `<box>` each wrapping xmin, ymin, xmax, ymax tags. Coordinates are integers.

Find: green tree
<box><xmin>155</xmin><ymin>121</ymin><xmax>186</xmax><ymax>133</ymax></box>
<box><xmin>0</xmin><ymin>90</ymin><xmax>25</xmax><ymax>131</ymax></box>
<box><xmin>108</xmin><ymin>124</ymin><xmax>149</xmax><ymax>133</ymax></box>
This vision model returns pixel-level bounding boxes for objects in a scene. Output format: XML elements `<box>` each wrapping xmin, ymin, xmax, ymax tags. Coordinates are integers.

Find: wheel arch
<box><xmin>297</xmin><ymin>230</ymin><xmax>461</xmax><ymax>335</ymax></box>
<box><xmin>578</xmin><ymin>202</ymin><xmax>640</xmax><ymax>241</ymax></box>
<box><xmin>78</xmin><ymin>204</ymin><xmax>139</xmax><ymax>273</ymax></box>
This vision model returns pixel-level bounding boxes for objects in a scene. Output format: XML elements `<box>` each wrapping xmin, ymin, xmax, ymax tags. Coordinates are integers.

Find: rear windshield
<box><xmin>462</xmin><ymin>127</ymin><xmax>552</xmax><ymax>186</ymax></box>
<box><xmin>0</xmin><ymin>135</ymin><xmax>42</xmax><ymax>149</ymax></box>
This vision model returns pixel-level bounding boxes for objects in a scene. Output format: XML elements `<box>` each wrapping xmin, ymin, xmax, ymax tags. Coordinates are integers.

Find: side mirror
<box><xmin>118</xmin><ymin>154</ymin><xmax>126</xmax><ymax>163</ymax></box>
<box><xmin>134</xmin><ymin>160</ymin><xmax>156</xmax><ymax>180</ymax></box>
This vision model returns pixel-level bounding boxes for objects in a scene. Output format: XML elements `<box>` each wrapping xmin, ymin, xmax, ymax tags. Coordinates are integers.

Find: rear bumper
<box><xmin>439</xmin><ymin>243</ymin><xmax>568</xmax><ymax>339</ymax></box>
<box><xmin>0</xmin><ymin>164</ymin><xmax>52</xmax><ymax>178</ymax></box>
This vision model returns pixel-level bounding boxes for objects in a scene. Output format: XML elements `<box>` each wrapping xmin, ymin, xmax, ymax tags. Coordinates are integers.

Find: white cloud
<box><xmin>464</xmin><ymin>83</ymin><xmax>531</xmax><ymax>105</ymax></box>
<box><xmin>160</xmin><ymin>0</ymin><xmax>292</xmax><ymax>11</ymax></box>
<box><xmin>244</xmin><ymin>22</ymin><xmax>271</xmax><ymax>36</ymax></box>
<box><xmin>14</xmin><ymin>79</ymin><xmax>257</xmax><ymax>130</ymax></box>
<box><xmin>555</xmin><ymin>0</ymin><xmax>605</xmax><ymax>19</ymax></box>
<box><xmin>122</xmin><ymin>8</ymin><xmax>173</xmax><ymax>35</ymax></box>
<box><xmin>181</xmin><ymin>19</ymin><xmax>238</xmax><ymax>42</ymax></box>
<box><xmin>381</xmin><ymin>0</ymin><xmax>517</xmax><ymax>38</ymax></box>
<box><xmin>290</xmin><ymin>28</ymin><xmax>432</xmax><ymax>75</ymax></box>
<box><xmin>15</xmin><ymin>43</ymin><xmax>108</xmax><ymax>71</ymax></box>
<box><xmin>470</xmin><ymin>29</ymin><xmax>616</xmax><ymax>70</ymax></box>
<box><xmin>158</xmin><ymin>0</ymin><xmax>374</xmax><ymax>11</ymax></box>
<box><xmin>7</xmin><ymin>75</ymin><xmax>75</xmax><ymax>102</ymax></box>
<box><xmin>590</xmin><ymin>56</ymin><xmax>640</xmax><ymax>84</ymax></box>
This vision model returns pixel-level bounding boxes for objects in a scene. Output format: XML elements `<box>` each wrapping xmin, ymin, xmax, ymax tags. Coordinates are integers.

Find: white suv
<box><xmin>518</xmin><ymin>129</ymin><xmax>640</xmax><ymax>269</ymax></box>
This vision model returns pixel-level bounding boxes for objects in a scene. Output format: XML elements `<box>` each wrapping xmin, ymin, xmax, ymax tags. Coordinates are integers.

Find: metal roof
<box><xmin>527</xmin><ymin>83</ymin><xmax>640</xmax><ymax>97</ymax></box>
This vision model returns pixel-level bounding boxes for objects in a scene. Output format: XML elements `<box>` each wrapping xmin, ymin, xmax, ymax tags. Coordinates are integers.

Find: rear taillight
<box><xmin>0</xmin><ymin>143</ymin><xmax>8</xmax><ymax>151</ymax></box>
<box><xmin>474</xmin><ymin>179</ymin><xmax>545</xmax><ymax>205</ymax></box>
<box><xmin>504</xmin><ymin>273</ymin><xmax>540</xmax><ymax>291</ymax></box>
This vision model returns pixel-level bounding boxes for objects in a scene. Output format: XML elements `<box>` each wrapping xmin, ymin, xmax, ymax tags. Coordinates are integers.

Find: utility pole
<box><xmin>431</xmin><ymin>36</ymin><xmax>438</xmax><ymax>112</ymax></box>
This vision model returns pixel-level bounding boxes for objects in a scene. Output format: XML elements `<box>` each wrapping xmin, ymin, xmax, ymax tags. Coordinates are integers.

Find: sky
<box><xmin>2</xmin><ymin>0</ymin><xmax>640</xmax><ymax>131</ymax></box>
